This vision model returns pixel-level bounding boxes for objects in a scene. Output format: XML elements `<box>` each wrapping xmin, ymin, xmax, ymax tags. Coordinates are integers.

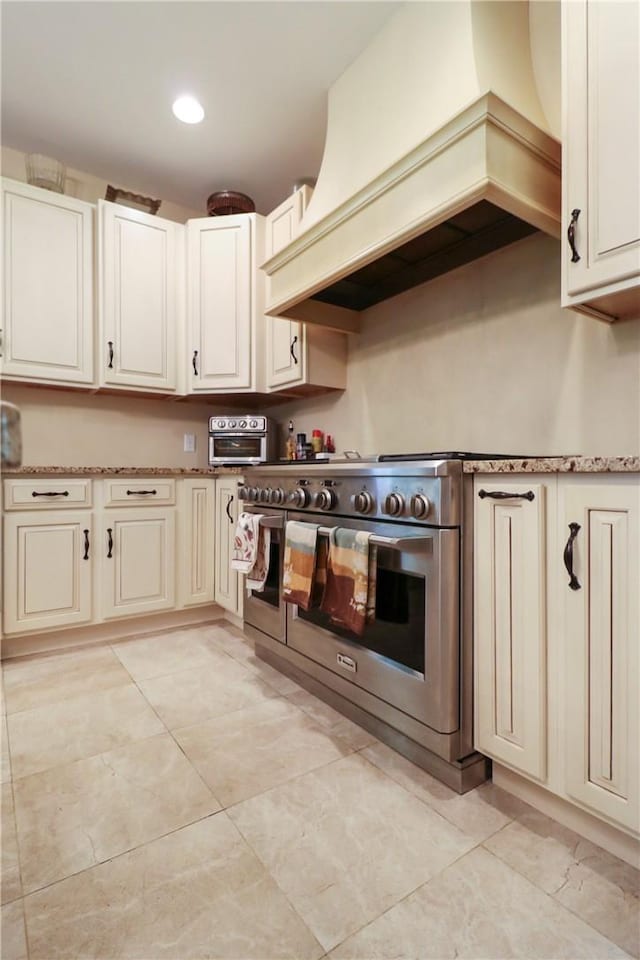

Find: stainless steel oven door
<box><xmin>242</xmin><ymin>508</ymin><xmax>286</xmax><ymax>644</ymax></box>
<box><xmin>286</xmin><ymin>512</ymin><xmax>460</xmax><ymax>734</ymax></box>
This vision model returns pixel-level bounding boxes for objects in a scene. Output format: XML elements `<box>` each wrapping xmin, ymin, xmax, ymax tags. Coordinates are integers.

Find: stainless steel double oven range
<box><xmin>241</xmin><ymin>453</ymin><xmax>488</xmax><ymax>793</ymax></box>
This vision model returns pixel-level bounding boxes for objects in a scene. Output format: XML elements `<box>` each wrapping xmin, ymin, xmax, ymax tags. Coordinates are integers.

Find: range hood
<box><xmin>263</xmin><ymin>1</ymin><xmax>561</xmax><ymax>333</ymax></box>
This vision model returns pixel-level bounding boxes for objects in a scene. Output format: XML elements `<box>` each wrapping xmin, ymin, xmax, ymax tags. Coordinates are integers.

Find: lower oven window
<box><xmin>297</xmin><ymin>567</ymin><xmax>426</xmax><ymax>674</ymax></box>
<box><xmin>249</xmin><ymin>539</ymin><xmax>280</xmax><ymax>608</ymax></box>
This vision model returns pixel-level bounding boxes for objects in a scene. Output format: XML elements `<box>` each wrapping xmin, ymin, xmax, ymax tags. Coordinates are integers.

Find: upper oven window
<box><xmin>211</xmin><ymin>435</ymin><xmax>264</xmax><ymax>460</ymax></box>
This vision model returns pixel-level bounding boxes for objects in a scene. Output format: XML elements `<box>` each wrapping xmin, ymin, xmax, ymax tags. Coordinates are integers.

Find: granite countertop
<box><xmin>462</xmin><ymin>456</ymin><xmax>639</xmax><ymax>473</ymax></box>
<box><xmin>3</xmin><ymin>466</ymin><xmax>243</xmax><ymax>476</ymax></box>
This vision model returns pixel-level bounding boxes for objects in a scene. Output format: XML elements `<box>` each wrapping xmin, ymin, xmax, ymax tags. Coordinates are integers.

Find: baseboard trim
<box><xmin>1</xmin><ymin>606</ymin><xmax>226</xmax><ymax>660</ymax></box>
<box><xmin>493</xmin><ymin>764</ymin><xmax>640</xmax><ymax>868</ymax></box>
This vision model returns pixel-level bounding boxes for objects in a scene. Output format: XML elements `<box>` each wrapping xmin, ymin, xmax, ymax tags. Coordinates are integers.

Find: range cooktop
<box><xmin>259</xmin><ymin>451</ymin><xmax>555</xmax><ymax>466</ymax></box>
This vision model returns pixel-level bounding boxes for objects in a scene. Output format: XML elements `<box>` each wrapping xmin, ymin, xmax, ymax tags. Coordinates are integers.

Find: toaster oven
<box><xmin>208</xmin><ymin>416</ymin><xmax>276</xmax><ymax>465</ymax></box>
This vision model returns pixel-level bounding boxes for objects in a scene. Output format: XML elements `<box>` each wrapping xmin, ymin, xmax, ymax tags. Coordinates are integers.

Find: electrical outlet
<box><xmin>183</xmin><ymin>433</ymin><xmax>196</xmax><ymax>453</ymax></box>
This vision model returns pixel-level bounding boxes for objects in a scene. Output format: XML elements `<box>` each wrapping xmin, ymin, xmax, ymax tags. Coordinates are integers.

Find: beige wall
<box><xmin>1</xmin><ymin>385</ymin><xmax>222</xmax><ymax>468</ymax></box>
<box><xmin>1</xmin><ymin>146</ymin><xmax>202</xmax><ymax>223</ymax></box>
<box><xmin>265</xmin><ymin>234</ymin><xmax>640</xmax><ymax>458</ymax></box>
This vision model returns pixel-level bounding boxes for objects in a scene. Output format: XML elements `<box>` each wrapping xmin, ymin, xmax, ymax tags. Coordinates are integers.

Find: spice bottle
<box><xmin>311</xmin><ymin>429</ymin><xmax>323</xmax><ymax>454</ymax></box>
<box><xmin>296</xmin><ymin>433</ymin><xmax>307</xmax><ymax>460</ymax></box>
<box><xmin>286</xmin><ymin>420</ymin><xmax>296</xmax><ymax>461</ymax></box>
<box><xmin>325</xmin><ymin>434</ymin><xmax>335</xmax><ymax>454</ymax></box>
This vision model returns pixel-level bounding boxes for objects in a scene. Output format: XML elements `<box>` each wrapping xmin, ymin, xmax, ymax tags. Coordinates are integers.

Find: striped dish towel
<box><xmin>321</xmin><ymin>528</ymin><xmax>377</xmax><ymax>637</ymax></box>
<box><xmin>282</xmin><ymin>520</ymin><xmax>320</xmax><ymax>611</ymax></box>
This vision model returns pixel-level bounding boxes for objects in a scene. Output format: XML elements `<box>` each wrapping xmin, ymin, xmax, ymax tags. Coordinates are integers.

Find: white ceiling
<box><xmin>1</xmin><ymin>1</ymin><xmax>400</xmax><ymax>215</ymax></box>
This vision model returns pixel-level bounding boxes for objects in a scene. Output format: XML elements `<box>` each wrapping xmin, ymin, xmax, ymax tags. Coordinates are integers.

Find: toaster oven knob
<box><xmin>239</xmin><ymin>419</ymin><xmax>247</xmax><ymax>428</ymax></box>
<box><xmin>384</xmin><ymin>492</ymin><xmax>405</xmax><ymax>516</ymax></box>
<box><xmin>410</xmin><ymin>494</ymin><xmax>431</xmax><ymax>519</ymax></box>
<box><xmin>353</xmin><ymin>491</ymin><xmax>374</xmax><ymax>514</ymax></box>
<box><xmin>292</xmin><ymin>487</ymin><xmax>310</xmax><ymax>508</ymax></box>
<box><xmin>228</xmin><ymin>420</ymin><xmax>237</xmax><ymax>428</ymax></box>
<box><xmin>271</xmin><ymin>487</ymin><xmax>285</xmax><ymax>504</ymax></box>
<box><xmin>217</xmin><ymin>419</ymin><xmax>226</xmax><ymax>429</ymax></box>
<box><xmin>317</xmin><ymin>488</ymin><xmax>337</xmax><ymax>511</ymax></box>
<box><xmin>249</xmin><ymin>419</ymin><xmax>258</xmax><ymax>428</ymax></box>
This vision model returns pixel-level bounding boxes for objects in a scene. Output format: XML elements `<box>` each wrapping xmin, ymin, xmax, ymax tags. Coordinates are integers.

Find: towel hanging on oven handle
<box><xmin>317</xmin><ymin>525</ymin><xmax>431</xmax><ymax>552</ymax></box>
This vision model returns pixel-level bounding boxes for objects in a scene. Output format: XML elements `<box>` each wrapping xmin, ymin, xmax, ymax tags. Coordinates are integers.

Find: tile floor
<box><xmin>0</xmin><ymin>622</ymin><xmax>638</xmax><ymax>960</ymax></box>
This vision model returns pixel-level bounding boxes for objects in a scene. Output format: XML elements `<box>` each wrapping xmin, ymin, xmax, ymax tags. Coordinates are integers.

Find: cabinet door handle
<box><xmin>32</xmin><ymin>490</ymin><xmax>70</xmax><ymax>498</ymax></box>
<box><xmin>192</xmin><ymin>350</ymin><xmax>199</xmax><ymax>375</ymax></box>
<box><xmin>107</xmin><ymin>527</ymin><xmax>113</xmax><ymax>559</ymax></box>
<box><xmin>290</xmin><ymin>335</ymin><xmax>298</xmax><ymax>364</ymax></box>
<box><xmin>567</xmin><ymin>208</ymin><xmax>581</xmax><ymax>263</ymax></box>
<box><xmin>226</xmin><ymin>495</ymin><xmax>234</xmax><ymax>522</ymax></box>
<box><xmin>563</xmin><ymin>522</ymin><xmax>581</xmax><ymax>591</ymax></box>
<box><xmin>478</xmin><ymin>489</ymin><xmax>535</xmax><ymax>502</ymax></box>
<box><xmin>107</xmin><ymin>341</ymin><xmax>114</xmax><ymax>368</ymax></box>
<box><xmin>126</xmin><ymin>489</ymin><xmax>157</xmax><ymax>496</ymax></box>
<box><xmin>83</xmin><ymin>529</ymin><xmax>90</xmax><ymax>561</ymax></box>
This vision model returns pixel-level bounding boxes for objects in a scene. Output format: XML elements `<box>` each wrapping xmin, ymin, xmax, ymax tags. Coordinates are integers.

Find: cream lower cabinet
<box><xmin>179</xmin><ymin>479</ymin><xmax>215</xmax><ymax>607</ymax></box>
<box><xmin>474</xmin><ymin>473</ymin><xmax>640</xmax><ymax>838</ymax></box>
<box><xmin>214</xmin><ymin>477</ymin><xmax>242</xmax><ymax>616</ymax></box>
<box><xmin>101</xmin><ymin>508</ymin><xmax>175</xmax><ymax>620</ymax></box>
<box><xmin>560</xmin><ymin>478</ymin><xmax>639</xmax><ymax>835</ymax></box>
<box><xmin>3</xmin><ymin>511</ymin><xmax>93</xmax><ymax>634</ymax></box>
<box><xmin>1</xmin><ymin>178</ymin><xmax>94</xmax><ymax>386</ymax></box>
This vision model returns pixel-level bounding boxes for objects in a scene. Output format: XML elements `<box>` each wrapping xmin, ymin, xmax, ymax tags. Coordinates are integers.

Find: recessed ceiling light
<box><xmin>172</xmin><ymin>96</ymin><xmax>204</xmax><ymax>124</ymax></box>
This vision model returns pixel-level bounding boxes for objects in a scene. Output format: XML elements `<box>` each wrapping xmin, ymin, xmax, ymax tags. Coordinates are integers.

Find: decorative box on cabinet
<box><xmin>99</xmin><ymin>200</ymin><xmax>181</xmax><ymax>392</ymax></box>
<box><xmin>214</xmin><ymin>476</ymin><xmax>242</xmax><ymax>617</ymax></box>
<box><xmin>187</xmin><ymin>214</ymin><xmax>265</xmax><ymax>393</ymax></box>
<box><xmin>264</xmin><ymin>187</ymin><xmax>347</xmax><ymax>394</ymax></box>
<box><xmin>474</xmin><ymin>473</ymin><xmax>640</xmax><ymax>842</ymax></box>
<box><xmin>562</xmin><ymin>0</ymin><xmax>640</xmax><ymax>321</ymax></box>
<box><xmin>1</xmin><ymin>178</ymin><xmax>94</xmax><ymax>385</ymax></box>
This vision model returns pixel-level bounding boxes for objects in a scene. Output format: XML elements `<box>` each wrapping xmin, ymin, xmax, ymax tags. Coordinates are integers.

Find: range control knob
<box><xmin>238</xmin><ymin>419</ymin><xmax>247</xmax><ymax>428</ymax></box>
<box><xmin>291</xmin><ymin>487</ymin><xmax>310</xmax><ymax>508</ymax></box>
<box><xmin>260</xmin><ymin>487</ymin><xmax>272</xmax><ymax>503</ymax></box>
<box><xmin>244</xmin><ymin>487</ymin><xmax>257</xmax><ymax>502</ymax></box>
<box><xmin>353</xmin><ymin>491</ymin><xmax>374</xmax><ymax>514</ymax></box>
<box><xmin>410</xmin><ymin>494</ymin><xmax>431</xmax><ymax>519</ymax></box>
<box><xmin>384</xmin><ymin>492</ymin><xmax>405</xmax><ymax>516</ymax></box>
<box><xmin>238</xmin><ymin>486</ymin><xmax>248</xmax><ymax>501</ymax></box>
<box><xmin>270</xmin><ymin>487</ymin><xmax>285</xmax><ymax>504</ymax></box>
<box><xmin>316</xmin><ymin>488</ymin><xmax>337</xmax><ymax>511</ymax></box>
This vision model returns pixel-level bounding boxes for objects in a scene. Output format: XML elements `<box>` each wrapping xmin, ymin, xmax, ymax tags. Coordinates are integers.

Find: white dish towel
<box><xmin>231</xmin><ymin>512</ymin><xmax>271</xmax><ymax>592</ymax></box>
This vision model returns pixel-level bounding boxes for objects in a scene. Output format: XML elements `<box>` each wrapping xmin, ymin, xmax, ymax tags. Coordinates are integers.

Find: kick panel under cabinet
<box><xmin>474</xmin><ymin>473</ymin><xmax>640</xmax><ymax>839</ymax></box>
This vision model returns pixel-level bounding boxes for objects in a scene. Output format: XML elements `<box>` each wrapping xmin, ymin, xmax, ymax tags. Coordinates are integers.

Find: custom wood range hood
<box><xmin>262</xmin><ymin>2</ymin><xmax>561</xmax><ymax>333</ymax></box>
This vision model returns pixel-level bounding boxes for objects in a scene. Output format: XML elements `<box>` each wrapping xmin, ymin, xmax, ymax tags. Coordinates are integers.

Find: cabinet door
<box><xmin>562</xmin><ymin>1</ymin><xmax>640</xmax><ymax>302</ymax></box>
<box><xmin>99</xmin><ymin>201</ymin><xmax>179</xmax><ymax>391</ymax></box>
<box><xmin>1</xmin><ymin>179</ymin><xmax>94</xmax><ymax>384</ymax></box>
<box><xmin>474</xmin><ymin>480</ymin><xmax>548</xmax><ymax>781</ymax></box>
<box><xmin>214</xmin><ymin>478</ymin><xmax>240</xmax><ymax>615</ymax></box>
<box><xmin>179</xmin><ymin>479</ymin><xmax>215</xmax><ymax>607</ymax></box>
<box><xmin>267</xmin><ymin>317</ymin><xmax>305</xmax><ymax>389</ymax></box>
<box><xmin>187</xmin><ymin>216</ymin><xmax>251</xmax><ymax>391</ymax></box>
<box><xmin>3</xmin><ymin>511</ymin><xmax>93</xmax><ymax>634</ymax></box>
<box><xmin>561</xmin><ymin>479</ymin><xmax>639</xmax><ymax>834</ymax></box>
<box><xmin>264</xmin><ymin>186</ymin><xmax>311</xmax><ymax>259</ymax></box>
<box><xmin>102</xmin><ymin>509</ymin><xmax>175</xmax><ymax>619</ymax></box>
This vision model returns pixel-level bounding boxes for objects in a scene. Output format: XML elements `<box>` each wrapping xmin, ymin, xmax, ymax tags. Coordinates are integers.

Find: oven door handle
<box><xmin>318</xmin><ymin>526</ymin><xmax>431</xmax><ymax>552</ymax></box>
<box><xmin>258</xmin><ymin>516</ymin><xmax>284</xmax><ymax>529</ymax></box>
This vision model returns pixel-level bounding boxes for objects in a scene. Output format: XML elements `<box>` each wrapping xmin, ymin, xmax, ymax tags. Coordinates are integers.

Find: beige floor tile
<box><xmin>362</xmin><ymin>741</ymin><xmax>529</xmax><ymax>842</ymax></box>
<box><xmin>329</xmin><ymin>846</ymin><xmax>629</xmax><ymax>959</ymax></box>
<box><xmin>8</xmin><ymin>683</ymin><xmax>164</xmax><ymax>779</ymax></box>
<box><xmin>1</xmin><ymin>715</ymin><xmax>10</xmax><ymax>784</ymax></box>
<box><xmin>111</xmin><ymin>627</ymin><xmax>232</xmax><ymax>682</ymax></box>
<box><xmin>174</xmin><ymin>697</ymin><xmax>354</xmax><ymax>807</ymax></box>
<box><xmin>1</xmin><ymin>900</ymin><xmax>28</xmax><ymax>960</ymax></box>
<box><xmin>287</xmin><ymin>687</ymin><xmax>378</xmax><ymax>751</ymax></box>
<box><xmin>207</xmin><ymin>623</ymin><xmax>256</xmax><ymax>662</ymax></box>
<box><xmin>1</xmin><ymin>784</ymin><xmax>21</xmax><ymax>904</ymax></box>
<box><xmin>229</xmin><ymin>752</ymin><xmax>476</xmax><ymax>951</ymax></box>
<box><xmin>14</xmin><ymin>733</ymin><xmax>219</xmax><ymax>893</ymax></box>
<box><xmin>24</xmin><ymin>813</ymin><xmax>323</xmax><ymax>960</ymax></box>
<box><xmin>485</xmin><ymin>810</ymin><xmax>640</xmax><ymax>957</ymax></box>
<box><xmin>242</xmin><ymin>653</ymin><xmax>304</xmax><ymax>695</ymax></box>
<box><xmin>138</xmin><ymin>658</ymin><xmax>280</xmax><ymax>729</ymax></box>
<box><xmin>2</xmin><ymin>644</ymin><xmax>131</xmax><ymax>714</ymax></box>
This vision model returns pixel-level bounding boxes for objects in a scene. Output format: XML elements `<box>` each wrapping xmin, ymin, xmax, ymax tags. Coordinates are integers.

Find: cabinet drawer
<box><xmin>4</xmin><ymin>479</ymin><xmax>92</xmax><ymax>510</ymax></box>
<box><xmin>104</xmin><ymin>479</ymin><xmax>175</xmax><ymax>507</ymax></box>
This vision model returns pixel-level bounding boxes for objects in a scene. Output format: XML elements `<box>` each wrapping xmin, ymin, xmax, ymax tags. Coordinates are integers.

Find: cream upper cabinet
<box><xmin>214</xmin><ymin>476</ymin><xmax>242</xmax><ymax>616</ymax></box>
<box><xmin>562</xmin><ymin>0</ymin><xmax>640</xmax><ymax>320</ymax></box>
<box><xmin>187</xmin><ymin>214</ymin><xmax>264</xmax><ymax>393</ymax></box>
<box><xmin>3</xmin><ymin>510</ymin><xmax>93</xmax><ymax>634</ymax></box>
<box><xmin>101</xmin><ymin>507</ymin><xmax>176</xmax><ymax>620</ymax></box>
<box><xmin>99</xmin><ymin>200</ymin><xmax>181</xmax><ymax>392</ymax></box>
<box><xmin>474</xmin><ymin>479</ymin><xmax>549</xmax><ymax>781</ymax></box>
<box><xmin>560</xmin><ymin>477</ymin><xmax>639</xmax><ymax>835</ymax></box>
<box><xmin>178</xmin><ymin>478</ymin><xmax>215</xmax><ymax>607</ymax></box>
<box><xmin>264</xmin><ymin>186</ymin><xmax>347</xmax><ymax>394</ymax></box>
<box><xmin>1</xmin><ymin>178</ymin><xmax>94</xmax><ymax>385</ymax></box>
